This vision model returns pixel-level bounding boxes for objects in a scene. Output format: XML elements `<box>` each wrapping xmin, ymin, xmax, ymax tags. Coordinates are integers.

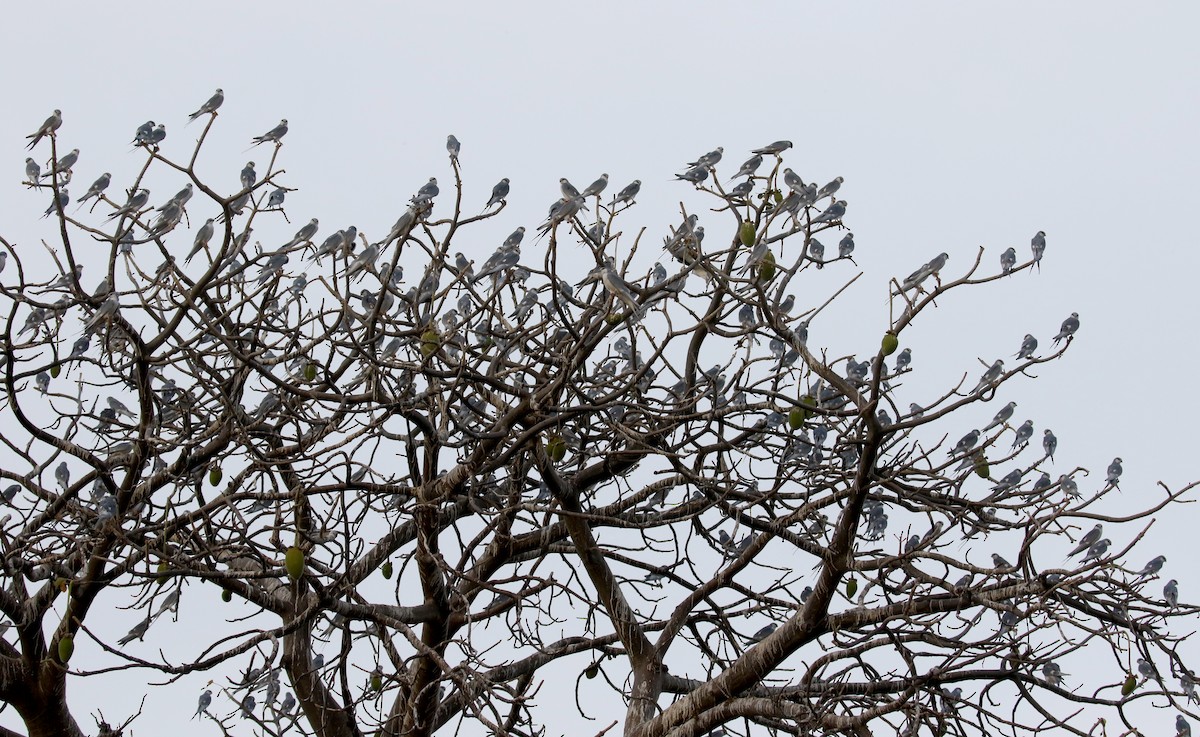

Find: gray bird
<box><xmin>26</xmin><ymin>109</ymin><xmax>62</xmax><ymax>150</ymax></box>
<box><xmin>446</xmin><ymin>134</ymin><xmax>461</xmax><ymax>160</ymax></box>
<box><xmin>1165</xmin><ymin>579</ymin><xmax>1179</xmax><ymax>608</ymax></box>
<box><xmin>728</xmin><ymin>180</ymin><xmax>754</xmax><ymax>199</ymax></box>
<box><xmin>148</xmin><ymin>123</ymin><xmax>166</xmax><ymax>145</ymax></box>
<box><xmin>131</xmin><ymin>121</ymin><xmax>155</xmax><ymax>146</ymax></box>
<box><xmin>752</xmin><ymin>140</ymin><xmax>792</xmax><ymax>155</ymax></box>
<box><xmin>185</xmin><ymin>218</ymin><xmax>216</xmax><ymax>264</ymax></box>
<box><xmin>281</xmin><ymin>691</ymin><xmax>296</xmax><ymax>714</ymax></box>
<box><xmin>1059</xmin><ymin>475</ymin><xmax>1080</xmax><ymax>499</ymax></box>
<box><xmin>412</xmin><ymin>177</ymin><xmax>439</xmax><ymax>203</ymax></box>
<box><xmin>973</xmin><ymin>359</ymin><xmax>1004</xmax><ymax>393</ymax></box>
<box><xmin>1000</xmin><ymin>247</ymin><xmax>1017</xmax><ymax>273</ymax></box>
<box><xmin>559</xmin><ymin>177</ymin><xmax>581</xmax><ymax>199</ymax></box>
<box><xmin>1079</xmin><ymin>538</ymin><xmax>1110</xmax><ymax>563</ymax></box>
<box><xmin>107</xmin><ymin>396</ymin><xmax>136</xmax><ymax>418</ymax></box>
<box><xmin>1138</xmin><ymin>658</ymin><xmax>1154</xmax><ymax>680</ymax></box>
<box><xmin>1031</xmin><ymin>230</ymin><xmax>1046</xmax><ymax>264</ymax></box>
<box><xmin>580</xmin><ymin>173</ymin><xmax>609</xmax><ymax>198</ymax></box>
<box><xmin>42</xmin><ymin>189</ymin><xmax>69</xmax><ymax>218</ymax></box>
<box><xmin>688</xmin><ymin>147</ymin><xmax>723</xmax><ymax>168</ymax></box>
<box><xmin>610</xmin><ymin>179</ymin><xmax>641</xmax><ymax>207</ymax></box>
<box><xmin>241</xmin><ymin>694</ymin><xmax>256</xmax><ymax>718</ymax></box>
<box><xmin>24</xmin><ymin>158</ymin><xmax>41</xmax><ymax>185</ymax></box>
<box><xmin>1134</xmin><ymin>555</ymin><xmax>1166</xmax><ymax>579</ymax></box>
<box><xmin>251</xmin><ymin>119</ymin><xmax>288</xmax><ymax>146</ymax></box>
<box><xmin>730</xmin><ymin>155</ymin><xmax>762</xmax><ymax>179</ymax></box>
<box><xmin>982</xmin><ymin>401</ymin><xmax>1017</xmax><ymax>432</ymax></box>
<box><xmin>503</xmin><ymin>227</ymin><xmax>526</xmax><ymax>249</ymax></box>
<box><xmin>485</xmin><ymin>178</ymin><xmax>510</xmax><ymax>209</ymax></box>
<box><xmin>747</xmin><ymin>623</ymin><xmax>777</xmax><ymax>644</ymax></box>
<box><xmin>1042</xmin><ymin>662</ymin><xmax>1065</xmax><ymax>687</ymax></box>
<box><xmin>811</xmin><ymin>200</ymin><xmax>846</xmax><ymax>224</ymax></box>
<box><xmin>894</xmin><ymin>348</ymin><xmax>912</xmax><ymax>372</ymax></box>
<box><xmin>838</xmin><ymin>233</ymin><xmax>855</xmax><ymax>258</ymax></box>
<box><xmin>950</xmin><ymin>429</ymin><xmax>980</xmax><ymax>457</ymax></box>
<box><xmin>782</xmin><ymin>168</ymin><xmax>804</xmax><ymax>192</ymax></box>
<box><xmin>992</xmin><ymin>553</ymin><xmax>1013</xmax><ymax>569</ymax></box>
<box><xmin>816</xmin><ymin>176</ymin><xmax>844</xmax><ymax>200</ymax></box>
<box><xmin>1177</xmin><ymin>715</ymin><xmax>1191</xmax><ymax>737</ymax></box>
<box><xmin>1068</xmin><ymin>524</ymin><xmax>1103</xmax><ymax>558</ymax></box>
<box><xmin>76</xmin><ymin>172</ymin><xmax>111</xmax><ymax>204</ymax></box>
<box><xmin>585</xmin><ymin>257</ymin><xmax>642</xmax><ymax>317</ymax></box>
<box><xmin>188</xmin><ymin>88</ymin><xmax>224</xmax><ymax>122</ymax></box>
<box><xmin>1015</xmin><ymin>334</ymin><xmax>1038</xmax><ymax>360</ymax></box>
<box><xmin>991</xmin><ymin>469</ymin><xmax>1023</xmax><ymax>493</ymax></box>
<box><xmin>116</xmin><ymin>615</ymin><xmax>150</xmax><ymax>646</ymax></box>
<box><xmin>282</xmin><ymin>218</ymin><xmax>319</xmax><ymax>249</ymax></box>
<box><xmin>675</xmin><ymin>166</ymin><xmax>708</xmax><ymax>184</ymax></box>
<box><xmin>240</xmin><ymin>161</ymin><xmax>256</xmax><ymax>191</ymax></box>
<box><xmin>266</xmin><ymin>187</ymin><xmax>286</xmax><ymax>209</ymax></box>
<box><xmin>106</xmin><ymin>188</ymin><xmax>150</xmax><ymax>221</ymax></box>
<box><xmin>1052</xmin><ymin>313</ymin><xmax>1079</xmax><ymax>345</ymax></box>
<box><xmin>1106</xmin><ymin>457</ymin><xmax>1123</xmax><ymax>488</ymax></box>
<box><xmin>54</xmin><ymin>461</ymin><xmax>70</xmax><ymax>488</ymax></box>
<box><xmin>898</xmin><ymin>252</ymin><xmax>951</xmax><ymax>292</ymax></box>
<box><xmin>193</xmin><ymin>689</ymin><xmax>212</xmax><ymax>719</ymax></box>
<box><xmin>473</xmin><ymin>246</ymin><xmax>520</xmax><ymax>284</ymax></box>
<box><xmin>1010</xmin><ymin>419</ymin><xmax>1034</xmax><ymax>448</ymax></box>
<box><xmin>1032</xmin><ymin>472</ymin><xmax>1052</xmax><ymax>494</ymax></box>
<box><xmin>96</xmin><ymin>494</ymin><xmax>117</xmax><ymax>526</ymax></box>
<box><xmin>1043</xmin><ymin>429</ymin><xmax>1057</xmax><ymax>460</ymax></box>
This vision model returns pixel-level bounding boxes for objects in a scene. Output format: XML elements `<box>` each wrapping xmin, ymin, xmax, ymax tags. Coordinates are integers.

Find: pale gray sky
<box><xmin>1</xmin><ymin>3</ymin><xmax>1198</xmax><ymax>734</ymax></box>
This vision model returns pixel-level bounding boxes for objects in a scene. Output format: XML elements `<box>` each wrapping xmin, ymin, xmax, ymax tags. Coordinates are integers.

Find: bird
<box><xmin>76</xmin><ymin>173</ymin><xmax>111</xmax><ymax>205</ymax></box>
<box><xmin>26</xmin><ymin>110</ymin><xmax>62</xmax><ymax>150</ymax></box>
<box><xmin>188</xmin><ymin>88</ymin><xmax>224</xmax><ymax>122</ymax></box>
<box><xmin>240</xmin><ymin>161</ymin><xmax>256</xmax><ymax>191</ymax></box>
<box><xmin>1052</xmin><ymin>313</ymin><xmax>1080</xmax><ymax>345</ymax></box>
<box><xmin>1015</xmin><ymin>334</ymin><xmax>1038</xmax><ymax>360</ymax></box>
<box><xmin>1067</xmin><ymin>524</ymin><xmax>1103</xmax><ymax>558</ymax></box>
<box><xmin>838</xmin><ymin>233</ymin><xmax>855</xmax><ymax>258</ymax></box>
<box><xmin>894</xmin><ymin>348</ymin><xmax>912</xmax><ymax>372</ymax></box>
<box><xmin>747</xmin><ymin>623</ymin><xmax>777</xmax><ymax>644</ymax></box>
<box><xmin>96</xmin><ymin>494</ymin><xmax>117</xmax><ymax>526</ymax></box>
<box><xmin>54</xmin><ymin>461</ymin><xmax>70</xmax><ymax>489</ymax></box>
<box><xmin>251</xmin><ymin>119</ymin><xmax>288</xmax><ymax>146</ymax></box>
<box><xmin>752</xmin><ymin>140</ymin><xmax>792</xmax><ymax>155</ymax></box>
<box><xmin>991</xmin><ymin>553</ymin><xmax>1013</xmax><ymax>569</ymax></box>
<box><xmin>412</xmin><ymin>177</ymin><xmax>439</xmax><ymax>203</ymax></box>
<box><xmin>973</xmin><ymin>360</ymin><xmax>1004</xmax><ymax>393</ymax></box>
<box><xmin>610</xmin><ymin>180</ymin><xmax>641</xmax><ymax>207</ymax></box>
<box><xmin>1105</xmin><ymin>457</ymin><xmax>1123</xmax><ymax>488</ymax></box>
<box><xmin>241</xmin><ymin>694</ymin><xmax>256</xmax><ymax>718</ymax></box>
<box><xmin>1000</xmin><ymin>247</ymin><xmax>1017</xmax><ymax>273</ymax></box>
<box><xmin>816</xmin><ymin>176</ymin><xmax>844</xmax><ymax>200</ymax></box>
<box><xmin>42</xmin><ymin>189</ymin><xmax>69</xmax><ymax>219</ymax></box>
<box><xmin>580</xmin><ymin>174</ymin><xmax>609</xmax><ymax>198</ymax></box>
<box><xmin>1042</xmin><ymin>662</ymin><xmax>1066</xmax><ymax>687</ymax></box>
<box><xmin>1165</xmin><ymin>579</ymin><xmax>1179</xmax><ymax>608</ymax></box>
<box><xmin>675</xmin><ymin>166</ymin><xmax>708</xmax><ymax>184</ymax></box>
<box><xmin>282</xmin><ymin>218</ymin><xmax>319</xmax><ymax>249</ymax></box>
<box><xmin>106</xmin><ymin>189</ymin><xmax>150</xmax><ymax>221</ymax></box>
<box><xmin>982</xmin><ymin>401</ymin><xmax>1017</xmax><ymax>432</ymax></box>
<box><xmin>280</xmin><ymin>691</ymin><xmax>296</xmax><ymax>715</ymax></box>
<box><xmin>1079</xmin><ymin>538</ymin><xmax>1111</xmax><ymax>563</ymax></box>
<box><xmin>193</xmin><ymin>690</ymin><xmax>212</xmax><ymax>720</ymax></box>
<box><xmin>1177</xmin><ymin>715</ymin><xmax>1191</xmax><ymax>737</ymax></box>
<box><xmin>485</xmin><ymin>178</ymin><xmax>510</xmax><ymax>209</ymax></box>
<box><xmin>116</xmin><ymin>614</ymin><xmax>149</xmax><ymax>645</ymax></box>
<box><xmin>949</xmin><ymin>429</ymin><xmax>980</xmax><ymax>457</ymax></box>
<box><xmin>1031</xmin><ymin>230</ymin><xmax>1046</xmax><ymax>265</ymax></box>
<box><xmin>24</xmin><ymin>158</ymin><xmax>41</xmax><ymax>185</ymax></box>
<box><xmin>42</xmin><ymin>149</ymin><xmax>77</xmax><ymax>181</ymax></box>
<box><xmin>729</xmin><ymin>155</ymin><xmax>762</xmax><ymax>179</ymax></box>
<box><xmin>266</xmin><ymin>187</ymin><xmax>286</xmax><ymax>209</ymax></box>
<box><xmin>1010</xmin><ymin>419</ymin><xmax>1034</xmax><ymax>449</ymax></box>
<box><xmin>811</xmin><ymin>200</ymin><xmax>846</xmax><ymax>224</ymax></box>
<box><xmin>688</xmin><ymin>148</ymin><xmax>723</xmax><ymax>168</ymax></box>
<box><xmin>107</xmin><ymin>396</ymin><xmax>137</xmax><ymax>418</ymax></box>
<box><xmin>1043</xmin><ymin>429</ymin><xmax>1058</xmax><ymax>460</ymax></box>
<box><xmin>1134</xmin><ymin>555</ymin><xmax>1166</xmax><ymax>580</ymax></box>
<box><xmin>446</xmin><ymin>134</ymin><xmax>461</xmax><ymax>160</ymax></box>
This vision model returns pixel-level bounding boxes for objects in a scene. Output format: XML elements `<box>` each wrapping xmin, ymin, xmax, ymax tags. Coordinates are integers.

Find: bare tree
<box><xmin>0</xmin><ymin>101</ymin><xmax>1195</xmax><ymax>737</ymax></box>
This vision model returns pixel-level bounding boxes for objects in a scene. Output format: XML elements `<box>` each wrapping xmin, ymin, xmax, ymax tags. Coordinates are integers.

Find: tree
<box><xmin>0</xmin><ymin>99</ymin><xmax>1195</xmax><ymax>737</ymax></box>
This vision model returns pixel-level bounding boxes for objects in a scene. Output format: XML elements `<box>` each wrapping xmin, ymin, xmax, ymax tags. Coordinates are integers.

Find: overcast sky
<box><xmin>1</xmin><ymin>3</ymin><xmax>1198</xmax><ymax>734</ymax></box>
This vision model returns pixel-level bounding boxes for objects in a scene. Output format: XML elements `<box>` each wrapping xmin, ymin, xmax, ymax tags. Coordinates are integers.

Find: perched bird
<box><xmin>811</xmin><ymin>200</ymin><xmax>846</xmax><ymax>224</ymax></box>
<box><xmin>949</xmin><ymin>429</ymin><xmax>980</xmax><ymax>457</ymax></box>
<box><xmin>76</xmin><ymin>172</ymin><xmax>111</xmax><ymax>205</ymax></box>
<box><xmin>972</xmin><ymin>360</ymin><xmax>1004</xmax><ymax>394</ymax></box>
<box><xmin>688</xmin><ymin>147</ymin><xmax>723</xmax><ymax>168</ymax></box>
<box><xmin>894</xmin><ymin>348</ymin><xmax>911</xmax><ymax>372</ymax></box>
<box><xmin>1105</xmin><ymin>457</ymin><xmax>1123</xmax><ymax>488</ymax></box>
<box><xmin>24</xmin><ymin>157</ymin><xmax>41</xmax><ymax>185</ymax></box>
<box><xmin>991</xmin><ymin>553</ymin><xmax>1013</xmax><ymax>569</ymax></box>
<box><xmin>485</xmin><ymin>178</ymin><xmax>510</xmax><ymax>209</ymax></box>
<box><xmin>266</xmin><ymin>187</ymin><xmax>286</xmax><ymax>209</ymax></box>
<box><xmin>446</xmin><ymin>134</ymin><xmax>461</xmax><ymax>160</ymax></box>
<box><xmin>240</xmin><ymin>161</ymin><xmax>256</xmax><ymax>191</ymax></box>
<box><xmin>1000</xmin><ymin>247</ymin><xmax>1017</xmax><ymax>273</ymax></box>
<box><xmin>1079</xmin><ymin>538</ymin><xmax>1111</xmax><ymax>563</ymax></box>
<box><xmin>747</xmin><ymin>623</ymin><xmax>777</xmax><ymax>644</ymax></box>
<box><xmin>838</xmin><ymin>233</ymin><xmax>855</xmax><ymax>258</ymax></box>
<box><xmin>54</xmin><ymin>461</ymin><xmax>70</xmax><ymax>489</ymax></box>
<box><xmin>188</xmin><ymin>88</ymin><xmax>224</xmax><ymax>122</ymax></box>
<box><xmin>730</xmin><ymin>155</ymin><xmax>762</xmax><ymax>179</ymax></box>
<box><xmin>1010</xmin><ymin>419</ymin><xmax>1034</xmax><ymax>449</ymax></box>
<box><xmin>280</xmin><ymin>691</ymin><xmax>296</xmax><ymax>715</ymax></box>
<box><xmin>1134</xmin><ymin>555</ymin><xmax>1166</xmax><ymax>580</ymax></box>
<box><xmin>1042</xmin><ymin>662</ymin><xmax>1066</xmax><ymax>687</ymax></box>
<box><xmin>1043</xmin><ymin>429</ymin><xmax>1058</xmax><ymax>460</ymax></box>
<box><xmin>26</xmin><ymin>109</ymin><xmax>63</xmax><ymax>150</ymax></box>
<box><xmin>1067</xmin><ymin>524</ymin><xmax>1103</xmax><ymax>558</ymax></box>
<box><xmin>752</xmin><ymin>140</ymin><xmax>792</xmax><ymax>155</ymax></box>
<box><xmin>185</xmin><ymin>219</ymin><xmax>216</xmax><ymax>264</ymax></box>
<box><xmin>251</xmin><ymin>119</ymin><xmax>288</xmax><ymax>146</ymax></box>
<box><xmin>1177</xmin><ymin>715</ymin><xmax>1191</xmax><ymax>737</ymax></box>
<box><xmin>580</xmin><ymin>173</ymin><xmax>609</xmax><ymax>198</ymax></box>
<box><xmin>1031</xmin><ymin>230</ymin><xmax>1046</xmax><ymax>265</ymax></box>
<box><xmin>131</xmin><ymin>121</ymin><xmax>155</xmax><ymax>146</ymax></box>
<box><xmin>241</xmin><ymin>694</ymin><xmax>256</xmax><ymax>718</ymax></box>
<box><xmin>1015</xmin><ymin>334</ymin><xmax>1038</xmax><ymax>360</ymax></box>
<box><xmin>1165</xmin><ymin>579</ymin><xmax>1179</xmax><ymax>609</ymax></box>
<box><xmin>610</xmin><ymin>179</ymin><xmax>641</xmax><ymax>207</ymax></box>
<box><xmin>1052</xmin><ymin>313</ymin><xmax>1080</xmax><ymax>345</ymax></box>
<box><xmin>816</xmin><ymin>176</ymin><xmax>844</xmax><ymax>200</ymax></box>
<box><xmin>194</xmin><ymin>689</ymin><xmax>212</xmax><ymax>719</ymax></box>
<box><xmin>116</xmin><ymin>614</ymin><xmax>149</xmax><ymax>645</ymax></box>
<box><xmin>991</xmin><ymin>469</ymin><xmax>1023</xmax><ymax>493</ymax></box>
<box><xmin>281</xmin><ymin>218</ymin><xmax>319</xmax><ymax>249</ymax></box>
<box><xmin>42</xmin><ymin>190</ymin><xmax>69</xmax><ymax>218</ymax></box>
<box><xmin>675</xmin><ymin>166</ymin><xmax>708</xmax><ymax>184</ymax></box>
<box><xmin>412</xmin><ymin>177</ymin><xmax>439</xmax><ymax>203</ymax></box>
<box><xmin>897</xmin><ymin>253</ymin><xmax>950</xmax><ymax>292</ymax></box>
<box><xmin>982</xmin><ymin>401</ymin><xmax>1017</xmax><ymax>432</ymax></box>
<box><xmin>106</xmin><ymin>189</ymin><xmax>151</xmax><ymax>221</ymax></box>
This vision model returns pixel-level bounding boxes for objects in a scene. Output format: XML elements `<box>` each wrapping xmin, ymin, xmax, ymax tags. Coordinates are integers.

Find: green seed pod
<box><xmin>222</xmin><ymin>589</ymin><xmax>233</xmax><ymax>603</ymax></box>
<box><xmin>881</xmin><ymin>331</ymin><xmax>899</xmax><ymax>356</ymax></box>
<box><xmin>973</xmin><ymin>453</ymin><xmax>990</xmax><ymax>479</ymax></box>
<box><xmin>420</xmin><ymin>328</ymin><xmax>440</xmax><ymax>357</ymax></box>
<box><xmin>304</xmin><ymin>362</ymin><xmax>317</xmax><ymax>381</ymax></box>
<box><xmin>1121</xmin><ymin>673</ymin><xmax>1137</xmax><ymax>696</ymax></box>
<box><xmin>209</xmin><ymin>467</ymin><xmax>222</xmax><ymax>487</ymax></box>
<box><xmin>788</xmin><ymin>408</ymin><xmax>805</xmax><ymax>431</ymax></box>
<box><xmin>58</xmin><ymin>635</ymin><xmax>74</xmax><ymax>664</ymax></box>
<box><xmin>758</xmin><ymin>250</ymin><xmax>776</xmax><ymax>282</ymax></box>
<box><xmin>382</xmin><ymin>561</ymin><xmax>393</xmax><ymax>580</ymax></box>
<box><xmin>285</xmin><ymin>546</ymin><xmax>305</xmax><ymax>580</ymax></box>
<box><xmin>846</xmin><ymin>578</ymin><xmax>858</xmax><ymax>599</ymax></box>
<box><xmin>546</xmin><ymin>435</ymin><xmax>567</xmax><ymax>462</ymax></box>
<box><xmin>738</xmin><ymin>221</ymin><xmax>756</xmax><ymax>247</ymax></box>
<box><xmin>585</xmin><ymin>664</ymin><xmax>599</xmax><ymax>679</ymax></box>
